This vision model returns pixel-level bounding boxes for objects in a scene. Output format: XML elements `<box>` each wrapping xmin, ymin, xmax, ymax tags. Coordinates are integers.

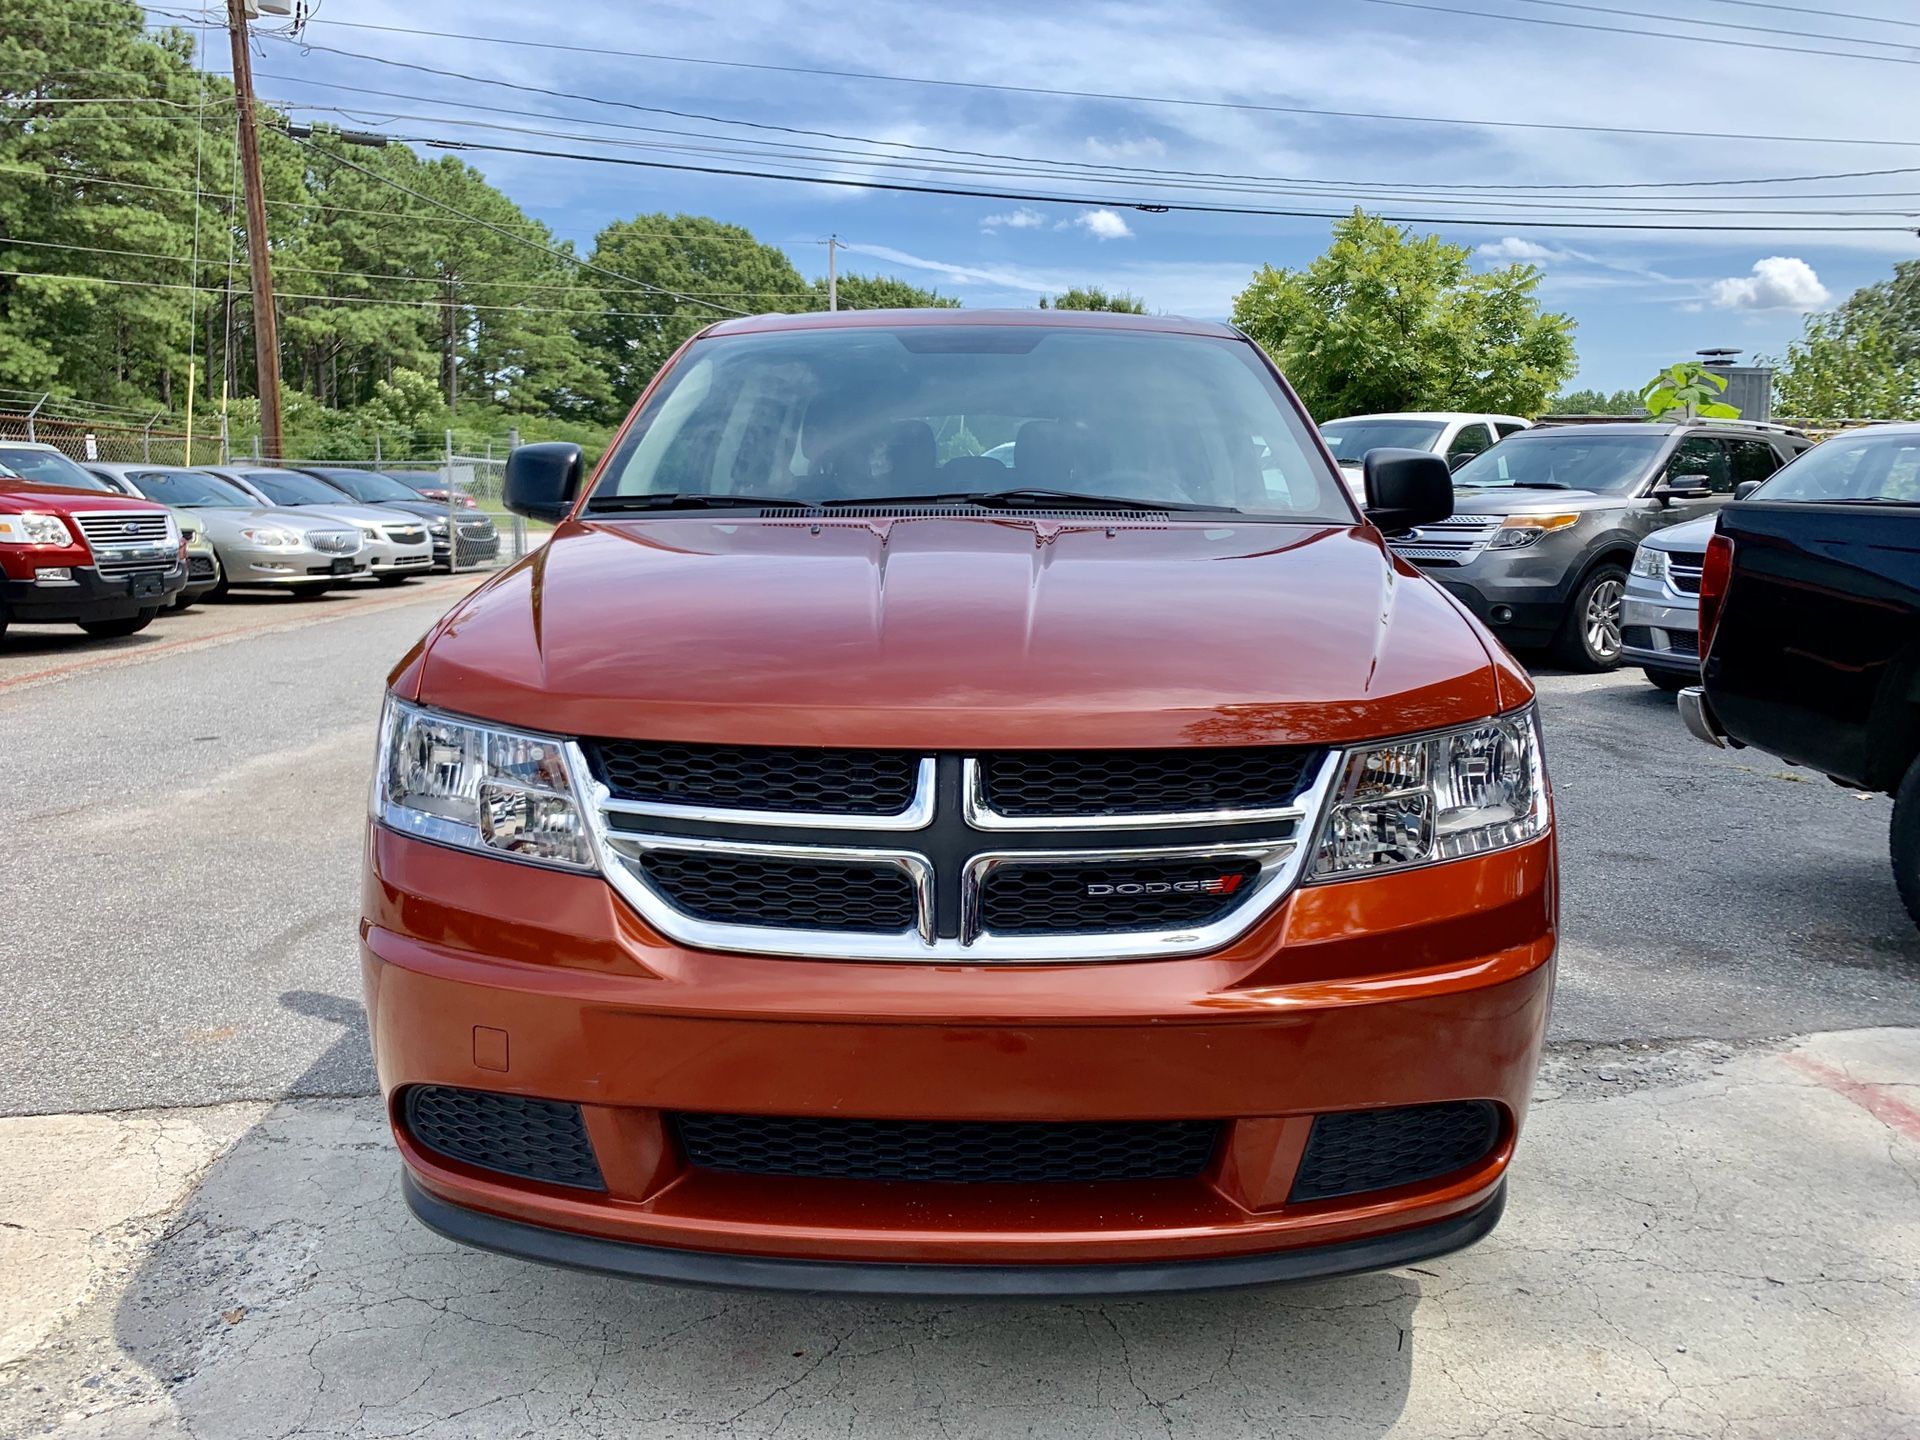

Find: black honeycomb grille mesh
<box><xmin>981</xmin><ymin>747</ymin><xmax>1323</xmax><ymax>817</ymax></box>
<box><xmin>671</xmin><ymin>1113</ymin><xmax>1223</xmax><ymax>1183</ymax></box>
<box><xmin>404</xmin><ymin>1086</ymin><xmax>604</xmax><ymax>1190</ymax></box>
<box><xmin>980</xmin><ymin>859</ymin><xmax>1261</xmax><ymax>935</ymax></box>
<box><xmin>587</xmin><ymin>740</ymin><xmax>919</xmax><ymax>815</ymax></box>
<box><xmin>1289</xmin><ymin>1101</ymin><xmax>1501</xmax><ymax>1202</ymax></box>
<box><xmin>641</xmin><ymin>851</ymin><xmax>917</xmax><ymax>932</ymax></box>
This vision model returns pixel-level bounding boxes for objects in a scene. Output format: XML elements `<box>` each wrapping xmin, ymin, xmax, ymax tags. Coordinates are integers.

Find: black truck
<box><xmin>1681</xmin><ymin>423</ymin><xmax>1920</xmax><ymax>925</ymax></box>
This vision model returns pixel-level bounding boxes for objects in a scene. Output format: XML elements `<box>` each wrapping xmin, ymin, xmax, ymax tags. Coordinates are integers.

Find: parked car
<box><xmin>86</xmin><ymin>464</ymin><xmax>223</xmax><ymax>609</ymax></box>
<box><xmin>0</xmin><ymin>442</ymin><xmax>185</xmax><ymax>639</ymax></box>
<box><xmin>292</xmin><ymin>465</ymin><xmax>499</xmax><ymax>569</ymax></box>
<box><xmin>208</xmin><ymin>467</ymin><xmax>432</xmax><ymax>584</ymax></box>
<box><xmin>97</xmin><ymin>465</ymin><xmax>366</xmax><ymax>597</ymax></box>
<box><xmin>364</xmin><ymin>309</ymin><xmax>1556</xmax><ymax>1295</ymax></box>
<box><xmin>1320</xmin><ymin>413</ymin><xmax>1532</xmax><ymax>497</ymax></box>
<box><xmin>386</xmin><ymin>470</ymin><xmax>477</xmax><ymax>508</ymax></box>
<box><xmin>1682</xmin><ymin>424</ymin><xmax>1920</xmax><ymax>924</ymax></box>
<box><xmin>1387</xmin><ymin>420</ymin><xmax>1812</xmax><ymax>670</ymax></box>
<box><xmin>1621</xmin><ymin>515</ymin><xmax>1713</xmax><ymax>691</ymax></box>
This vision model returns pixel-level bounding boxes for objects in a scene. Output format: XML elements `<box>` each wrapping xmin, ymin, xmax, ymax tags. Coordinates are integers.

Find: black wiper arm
<box><xmin>1501</xmin><ymin>481</ymin><xmax>1572</xmax><ymax>490</ymax></box>
<box><xmin>586</xmin><ymin>493</ymin><xmax>813</xmax><ymax>512</ymax></box>
<box><xmin>820</xmin><ymin>487</ymin><xmax>1230</xmax><ymax>514</ymax></box>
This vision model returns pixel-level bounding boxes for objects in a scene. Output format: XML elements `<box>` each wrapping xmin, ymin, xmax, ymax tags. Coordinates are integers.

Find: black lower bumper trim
<box><xmin>401</xmin><ymin>1170</ymin><xmax>1506</xmax><ymax>1297</ymax></box>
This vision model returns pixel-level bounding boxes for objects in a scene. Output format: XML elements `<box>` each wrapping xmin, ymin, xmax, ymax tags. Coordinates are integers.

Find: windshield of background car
<box><xmin>592</xmin><ymin>326</ymin><xmax>1351</xmax><ymax>520</ymax></box>
<box><xmin>127</xmin><ymin>469</ymin><xmax>254</xmax><ymax>507</ymax></box>
<box><xmin>1451</xmin><ymin>432</ymin><xmax>1664</xmax><ymax>493</ymax></box>
<box><xmin>318</xmin><ymin>470</ymin><xmax>422</xmax><ymax>503</ymax></box>
<box><xmin>0</xmin><ymin>446</ymin><xmax>114</xmax><ymax>491</ymax></box>
<box><xmin>1749</xmin><ymin>431</ymin><xmax>1920</xmax><ymax>503</ymax></box>
<box><xmin>241</xmin><ymin>470</ymin><xmax>352</xmax><ymax>506</ymax></box>
<box><xmin>1319</xmin><ymin>419</ymin><xmax>1446</xmax><ymax>459</ymax></box>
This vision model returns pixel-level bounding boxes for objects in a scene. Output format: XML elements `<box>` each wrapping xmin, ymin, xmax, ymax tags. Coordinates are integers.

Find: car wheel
<box><xmin>208</xmin><ymin>561</ymin><xmax>229</xmax><ymax>600</ymax></box>
<box><xmin>1891</xmin><ymin>755</ymin><xmax>1920</xmax><ymax>930</ymax></box>
<box><xmin>1551</xmin><ymin>563</ymin><xmax>1628</xmax><ymax>672</ymax></box>
<box><xmin>79</xmin><ymin>607</ymin><xmax>158</xmax><ymax>638</ymax></box>
<box><xmin>1644</xmin><ymin>668</ymin><xmax>1689</xmax><ymax>692</ymax></box>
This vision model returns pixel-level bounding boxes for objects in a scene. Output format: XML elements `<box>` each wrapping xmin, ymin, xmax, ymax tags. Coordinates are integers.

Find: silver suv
<box><xmin>1387</xmin><ymin>420</ymin><xmax>1811</xmax><ymax>669</ymax></box>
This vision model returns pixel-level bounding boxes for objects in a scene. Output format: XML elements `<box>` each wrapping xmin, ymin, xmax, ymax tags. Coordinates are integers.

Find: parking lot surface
<box><xmin>2</xmin><ymin>585</ymin><xmax>1917</xmax><ymax>1437</ymax></box>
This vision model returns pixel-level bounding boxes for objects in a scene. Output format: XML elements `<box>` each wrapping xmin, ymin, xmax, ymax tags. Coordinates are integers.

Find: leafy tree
<box><xmin>1040</xmin><ymin>287</ymin><xmax>1146</xmax><ymax>313</ymax></box>
<box><xmin>1550</xmin><ymin>387</ymin><xmax>1642</xmax><ymax>415</ymax></box>
<box><xmin>1640</xmin><ymin>362</ymin><xmax>1739</xmax><ymax>420</ymax></box>
<box><xmin>1230</xmin><ymin>209</ymin><xmax>1576</xmax><ymax>421</ymax></box>
<box><xmin>813</xmin><ymin>273</ymin><xmax>958</xmax><ymax>310</ymax></box>
<box><xmin>1772</xmin><ymin>314</ymin><xmax>1918</xmax><ymax>420</ymax></box>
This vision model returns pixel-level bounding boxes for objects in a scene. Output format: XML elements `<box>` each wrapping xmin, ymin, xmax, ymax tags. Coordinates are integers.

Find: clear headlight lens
<box><xmin>1488</xmin><ymin>513</ymin><xmax>1580</xmax><ymax>550</ymax></box>
<box><xmin>359</xmin><ymin>524</ymin><xmax>382</xmax><ymax>540</ymax></box>
<box><xmin>375</xmin><ymin>697</ymin><xmax>593</xmax><ymax>869</ymax></box>
<box><xmin>1312</xmin><ymin>708</ymin><xmax>1548</xmax><ymax>878</ymax></box>
<box><xmin>429</xmin><ymin>519</ymin><xmax>449</xmax><ymax>535</ymax></box>
<box><xmin>1629</xmin><ymin>545</ymin><xmax>1669</xmax><ymax>580</ymax></box>
<box><xmin>0</xmin><ymin>512</ymin><xmax>75</xmax><ymax>546</ymax></box>
<box><xmin>240</xmin><ymin>526</ymin><xmax>301</xmax><ymax>548</ymax></box>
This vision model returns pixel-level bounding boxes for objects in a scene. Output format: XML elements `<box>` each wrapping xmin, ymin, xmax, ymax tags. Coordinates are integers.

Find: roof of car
<box><xmin>1323</xmin><ymin>412</ymin><xmax>1531</xmax><ymax>424</ymax></box>
<box><xmin>0</xmin><ymin>440</ymin><xmax>66</xmax><ymax>453</ymax></box>
<box><xmin>700</xmin><ymin>307</ymin><xmax>1240</xmax><ymax>340</ymax></box>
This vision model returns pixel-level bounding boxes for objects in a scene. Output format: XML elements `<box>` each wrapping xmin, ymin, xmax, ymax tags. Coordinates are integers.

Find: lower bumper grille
<box><xmin>979</xmin><ymin>858</ymin><xmax>1262</xmax><ymax>935</ymax></box>
<box><xmin>403</xmin><ymin>1086</ymin><xmax>604</xmax><ymax>1189</ymax></box>
<box><xmin>639</xmin><ymin>850</ymin><xmax>918</xmax><ymax>933</ymax></box>
<box><xmin>188</xmin><ymin>555</ymin><xmax>217</xmax><ymax>579</ymax></box>
<box><xmin>671</xmin><ymin>1113</ymin><xmax>1223</xmax><ymax>1183</ymax></box>
<box><xmin>1289</xmin><ymin>1100</ymin><xmax>1501</xmax><ymax>1202</ymax></box>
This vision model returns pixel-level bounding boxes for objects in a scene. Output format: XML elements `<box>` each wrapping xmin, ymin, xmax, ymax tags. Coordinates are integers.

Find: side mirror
<box><xmin>1364</xmin><ymin>448</ymin><xmax>1453</xmax><ymax>532</ymax></box>
<box><xmin>1653</xmin><ymin>473</ymin><xmax>1713</xmax><ymax>504</ymax></box>
<box><xmin>504</xmin><ymin>442</ymin><xmax>584</xmax><ymax>523</ymax></box>
<box><xmin>1448</xmin><ymin>451</ymin><xmax>1476</xmax><ymax>472</ymax></box>
<box><xmin>1734</xmin><ymin>480</ymin><xmax>1762</xmax><ymax>500</ymax></box>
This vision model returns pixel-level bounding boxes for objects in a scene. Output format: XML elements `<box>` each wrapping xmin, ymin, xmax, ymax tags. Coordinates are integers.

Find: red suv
<box><xmin>0</xmin><ymin>443</ymin><xmax>186</xmax><ymax>641</ymax></box>
<box><xmin>363</xmin><ymin>311</ymin><xmax>1556</xmax><ymax>1294</ymax></box>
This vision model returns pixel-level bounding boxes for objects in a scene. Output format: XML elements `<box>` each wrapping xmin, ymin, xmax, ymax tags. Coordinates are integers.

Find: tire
<box><xmin>374</xmin><ymin>572</ymin><xmax>413</xmax><ymax>587</ymax></box>
<box><xmin>1892</xmin><ymin>755</ymin><xmax>1920</xmax><ymax>930</ymax></box>
<box><xmin>1551</xmin><ymin>562</ymin><xmax>1629</xmax><ymax>672</ymax></box>
<box><xmin>208</xmin><ymin>561</ymin><xmax>230</xmax><ymax>600</ymax></box>
<box><xmin>79</xmin><ymin>607</ymin><xmax>157</xmax><ymax>639</ymax></box>
<box><xmin>1644</xmin><ymin>668</ymin><xmax>1690</xmax><ymax>693</ymax></box>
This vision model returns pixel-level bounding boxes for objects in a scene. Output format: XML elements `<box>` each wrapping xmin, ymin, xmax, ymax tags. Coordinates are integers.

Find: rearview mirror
<box><xmin>1364</xmin><ymin>448</ymin><xmax>1453</xmax><ymax>532</ymax></box>
<box><xmin>1653</xmin><ymin>474</ymin><xmax>1713</xmax><ymax>503</ymax></box>
<box><xmin>504</xmin><ymin>442</ymin><xmax>584</xmax><ymax>523</ymax></box>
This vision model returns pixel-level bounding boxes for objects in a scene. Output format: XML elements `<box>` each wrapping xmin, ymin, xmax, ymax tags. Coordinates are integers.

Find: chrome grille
<box><xmin>383</xmin><ymin>524</ymin><xmax>428</xmax><ymax>545</ymax></box>
<box><xmin>1667</xmin><ymin>553</ymin><xmax>1704</xmax><ymax>595</ymax></box>
<box><xmin>1388</xmin><ymin>515</ymin><xmax>1502</xmax><ymax>566</ymax></box>
<box><xmin>307</xmin><ymin>529</ymin><xmax>360</xmax><ymax>555</ymax></box>
<box><xmin>71</xmin><ymin>511</ymin><xmax>177</xmax><ymax>576</ymax></box>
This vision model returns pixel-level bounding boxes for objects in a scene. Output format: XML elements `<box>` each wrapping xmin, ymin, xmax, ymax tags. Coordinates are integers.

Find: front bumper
<box><xmin>1410</xmin><ymin>549</ymin><xmax>1577</xmax><ymax>645</ymax></box>
<box><xmin>217</xmin><ymin>539</ymin><xmax>368</xmax><ymax>587</ymax></box>
<box><xmin>363</xmin><ymin>826</ymin><xmax>1556</xmax><ymax>1288</ymax></box>
<box><xmin>1621</xmin><ymin>577</ymin><xmax>1699</xmax><ymax>675</ymax></box>
<box><xmin>360</xmin><ymin>534</ymin><xmax>435</xmax><ymax>577</ymax></box>
<box><xmin>1</xmin><ymin>560</ymin><xmax>185</xmax><ymax>623</ymax></box>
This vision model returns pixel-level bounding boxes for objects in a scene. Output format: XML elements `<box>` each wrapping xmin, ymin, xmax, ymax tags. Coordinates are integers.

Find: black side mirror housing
<box><xmin>1364</xmin><ymin>448</ymin><xmax>1453</xmax><ymax>532</ymax></box>
<box><xmin>1734</xmin><ymin>480</ymin><xmax>1762</xmax><ymax>500</ymax></box>
<box><xmin>1448</xmin><ymin>451</ymin><xmax>1475</xmax><ymax>472</ymax></box>
<box><xmin>504</xmin><ymin>442</ymin><xmax>585</xmax><ymax>523</ymax></box>
<box><xmin>1652</xmin><ymin>474</ymin><xmax>1713</xmax><ymax>504</ymax></box>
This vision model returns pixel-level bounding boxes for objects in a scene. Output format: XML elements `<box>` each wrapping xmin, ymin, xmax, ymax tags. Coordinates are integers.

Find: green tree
<box><xmin>1640</xmin><ymin>362</ymin><xmax>1739</xmax><ymax>420</ymax></box>
<box><xmin>813</xmin><ymin>273</ymin><xmax>958</xmax><ymax>310</ymax></box>
<box><xmin>1772</xmin><ymin>314</ymin><xmax>1919</xmax><ymax>420</ymax></box>
<box><xmin>1230</xmin><ymin>209</ymin><xmax>1576</xmax><ymax>421</ymax></box>
<box><xmin>1040</xmin><ymin>287</ymin><xmax>1146</xmax><ymax>313</ymax></box>
<box><xmin>1550</xmin><ymin>387</ymin><xmax>1642</xmax><ymax>415</ymax></box>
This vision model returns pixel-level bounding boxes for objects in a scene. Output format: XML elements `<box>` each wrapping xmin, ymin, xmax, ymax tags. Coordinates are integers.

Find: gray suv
<box><xmin>1387</xmin><ymin>420</ymin><xmax>1811</xmax><ymax>669</ymax></box>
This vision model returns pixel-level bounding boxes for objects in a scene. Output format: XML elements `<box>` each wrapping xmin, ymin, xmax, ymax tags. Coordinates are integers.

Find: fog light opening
<box><xmin>1490</xmin><ymin>604</ymin><xmax>1515</xmax><ymax>625</ymax></box>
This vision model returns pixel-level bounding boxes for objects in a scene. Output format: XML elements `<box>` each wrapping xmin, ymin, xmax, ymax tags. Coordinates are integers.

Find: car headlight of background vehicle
<box><xmin>375</xmin><ymin>697</ymin><xmax>593</xmax><ymax>869</ymax></box>
<box><xmin>0</xmin><ymin>512</ymin><xmax>75</xmax><ymax>546</ymax></box>
<box><xmin>1311</xmin><ymin>708</ymin><xmax>1548</xmax><ymax>878</ymax></box>
<box><xmin>1630</xmin><ymin>545</ymin><xmax>1670</xmax><ymax>581</ymax></box>
<box><xmin>428</xmin><ymin>519</ymin><xmax>449</xmax><ymax>535</ymax></box>
<box><xmin>240</xmin><ymin>526</ymin><xmax>302</xmax><ymax>548</ymax></box>
<box><xmin>1487</xmin><ymin>513</ymin><xmax>1581</xmax><ymax>550</ymax></box>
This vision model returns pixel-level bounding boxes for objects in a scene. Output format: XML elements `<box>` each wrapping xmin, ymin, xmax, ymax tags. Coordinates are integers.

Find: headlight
<box><xmin>240</xmin><ymin>526</ymin><xmax>302</xmax><ymax>548</ymax></box>
<box><xmin>360</xmin><ymin>524</ymin><xmax>382</xmax><ymax>540</ymax></box>
<box><xmin>0</xmin><ymin>512</ymin><xmax>75</xmax><ymax>546</ymax></box>
<box><xmin>429</xmin><ymin>519</ymin><xmax>449</xmax><ymax>535</ymax></box>
<box><xmin>1311</xmin><ymin>708</ymin><xmax>1548</xmax><ymax>878</ymax></box>
<box><xmin>1630</xmin><ymin>546</ymin><xmax>1669</xmax><ymax>581</ymax></box>
<box><xmin>1488</xmin><ymin>513</ymin><xmax>1580</xmax><ymax>550</ymax></box>
<box><xmin>375</xmin><ymin>697</ymin><xmax>593</xmax><ymax>870</ymax></box>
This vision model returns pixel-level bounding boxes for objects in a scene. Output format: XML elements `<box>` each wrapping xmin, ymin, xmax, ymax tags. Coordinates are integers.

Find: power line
<box><xmin>1506</xmin><ymin>0</ymin><xmax>1920</xmax><ymax>50</ymax></box>
<box><xmin>1352</xmin><ymin>0</ymin><xmax>1920</xmax><ymax>66</ymax></box>
<box><xmin>1696</xmin><ymin>0</ymin><xmax>1920</xmax><ymax>29</ymax></box>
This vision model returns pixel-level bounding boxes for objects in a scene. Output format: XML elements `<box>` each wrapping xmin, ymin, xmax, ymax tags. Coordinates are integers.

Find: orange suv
<box><xmin>362</xmin><ymin>310</ymin><xmax>1556</xmax><ymax>1294</ymax></box>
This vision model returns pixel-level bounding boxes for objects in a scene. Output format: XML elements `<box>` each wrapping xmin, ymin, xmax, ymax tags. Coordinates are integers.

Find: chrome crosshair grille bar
<box><xmin>566</xmin><ymin>744</ymin><xmax>1343</xmax><ymax>964</ymax></box>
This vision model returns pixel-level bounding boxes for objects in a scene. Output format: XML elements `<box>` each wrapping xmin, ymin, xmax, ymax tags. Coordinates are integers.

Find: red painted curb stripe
<box><xmin>1783</xmin><ymin>1051</ymin><xmax>1920</xmax><ymax>1144</ymax></box>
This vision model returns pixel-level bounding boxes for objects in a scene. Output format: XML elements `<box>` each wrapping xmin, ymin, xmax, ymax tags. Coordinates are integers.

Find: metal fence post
<box><xmin>506</xmin><ymin>427</ymin><xmax>526</xmax><ymax>561</ymax></box>
<box><xmin>251</xmin><ymin>433</ymin><xmax>261</xmax><ymax>461</ymax></box>
<box><xmin>25</xmin><ymin>393</ymin><xmax>46</xmax><ymax>443</ymax></box>
<box><xmin>218</xmin><ymin>412</ymin><xmax>230</xmax><ymax>464</ymax></box>
<box><xmin>445</xmin><ymin>428</ymin><xmax>458</xmax><ymax>575</ymax></box>
<box><xmin>374</xmin><ymin>434</ymin><xmax>382</xmax><ymax>465</ymax></box>
<box><xmin>143</xmin><ymin>413</ymin><xmax>161</xmax><ymax>461</ymax></box>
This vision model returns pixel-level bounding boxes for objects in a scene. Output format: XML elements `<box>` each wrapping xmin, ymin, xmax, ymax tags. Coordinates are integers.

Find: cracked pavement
<box><xmin>2</xmin><ymin>586</ymin><xmax>1918</xmax><ymax>1436</ymax></box>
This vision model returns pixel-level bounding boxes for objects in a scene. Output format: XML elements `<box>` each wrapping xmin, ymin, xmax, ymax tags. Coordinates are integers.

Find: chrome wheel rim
<box><xmin>1585</xmin><ymin>577</ymin><xmax>1624</xmax><ymax>660</ymax></box>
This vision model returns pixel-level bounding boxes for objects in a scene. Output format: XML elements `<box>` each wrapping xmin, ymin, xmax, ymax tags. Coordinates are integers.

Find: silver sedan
<box><xmin>208</xmin><ymin>467</ymin><xmax>434</xmax><ymax>584</ymax></box>
<box><xmin>92</xmin><ymin>465</ymin><xmax>368</xmax><ymax>596</ymax></box>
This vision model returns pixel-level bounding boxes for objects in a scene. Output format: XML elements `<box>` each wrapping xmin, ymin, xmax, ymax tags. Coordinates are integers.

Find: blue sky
<box><xmin>171</xmin><ymin>0</ymin><xmax>1920</xmax><ymax>393</ymax></box>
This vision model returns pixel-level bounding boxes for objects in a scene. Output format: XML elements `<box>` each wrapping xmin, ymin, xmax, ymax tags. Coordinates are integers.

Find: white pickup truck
<box><xmin>1320</xmin><ymin>412</ymin><xmax>1533</xmax><ymax>498</ymax></box>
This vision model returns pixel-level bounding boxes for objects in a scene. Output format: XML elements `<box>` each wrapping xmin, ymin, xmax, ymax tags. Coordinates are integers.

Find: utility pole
<box><xmin>226</xmin><ymin>0</ymin><xmax>283</xmax><ymax>459</ymax></box>
<box><xmin>826</xmin><ymin>234</ymin><xmax>840</xmax><ymax>312</ymax></box>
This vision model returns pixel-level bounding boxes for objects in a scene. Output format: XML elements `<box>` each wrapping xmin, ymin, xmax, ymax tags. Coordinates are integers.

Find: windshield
<box><xmin>239</xmin><ymin>469</ymin><xmax>353</xmax><ymax>507</ymax></box>
<box><xmin>1319</xmin><ymin>419</ymin><xmax>1446</xmax><ymax>460</ymax></box>
<box><xmin>0</xmin><ymin>446</ymin><xmax>114</xmax><ymax>491</ymax></box>
<box><xmin>127</xmin><ymin>469</ymin><xmax>254</xmax><ymax>507</ymax></box>
<box><xmin>1451</xmin><ymin>432</ymin><xmax>1665</xmax><ymax>493</ymax></box>
<box><xmin>1750</xmin><ymin>430</ymin><xmax>1920</xmax><ymax>503</ymax></box>
<box><xmin>592</xmin><ymin>326</ymin><xmax>1349</xmax><ymax>520</ymax></box>
<box><xmin>312</xmin><ymin>469</ymin><xmax>422</xmax><ymax>503</ymax></box>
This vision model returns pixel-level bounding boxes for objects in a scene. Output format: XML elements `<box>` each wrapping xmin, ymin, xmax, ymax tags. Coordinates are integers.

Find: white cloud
<box><xmin>1073</xmin><ymin>208</ymin><xmax>1134</xmax><ymax>241</ymax></box>
<box><xmin>980</xmin><ymin>207</ymin><xmax>1045</xmax><ymax>230</ymax></box>
<box><xmin>1084</xmin><ymin>135</ymin><xmax>1167</xmax><ymax>161</ymax></box>
<box><xmin>1708</xmin><ymin>256</ymin><xmax>1831</xmax><ymax>312</ymax></box>
<box><xmin>1478</xmin><ymin>237</ymin><xmax>1562</xmax><ymax>262</ymax></box>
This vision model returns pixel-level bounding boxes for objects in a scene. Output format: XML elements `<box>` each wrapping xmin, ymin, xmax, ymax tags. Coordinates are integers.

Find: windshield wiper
<box><xmin>1495</xmin><ymin>481</ymin><xmax>1572</xmax><ymax>490</ymax></box>
<box><xmin>820</xmin><ymin>487</ymin><xmax>1232</xmax><ymax>514</ymax></box>
<box><xmin>586</xmin><ymin>493</ymin><xmax>814</xmax><ymax>512</ymax></box>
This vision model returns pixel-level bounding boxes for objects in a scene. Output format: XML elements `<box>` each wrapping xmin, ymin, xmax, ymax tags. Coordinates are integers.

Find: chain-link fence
<box><xmin>0</xmin><ymin>410</ymin><xmax>224</xmax><ymax>465</ymax></box>
<box><xmin>276</xmin><ymin>450</ymin><xmax>533</xmax><ymax>576</ymax></box>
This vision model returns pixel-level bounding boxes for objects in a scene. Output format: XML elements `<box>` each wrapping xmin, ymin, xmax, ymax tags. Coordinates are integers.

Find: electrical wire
<box><xmin>1696</xmin><ymin>0</ymin><xmax>1920</xmax><ymax>29</ymax></box>
<box><xmin>1504</xmin><ymin>0</ymin><xmax>1920</xmax><ymax>50</ymax></box>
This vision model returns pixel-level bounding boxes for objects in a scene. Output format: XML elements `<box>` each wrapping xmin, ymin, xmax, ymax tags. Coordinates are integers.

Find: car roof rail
<box><xmin>1676</xmin><ymin>416</ymin><xmax>1812</xmax><ymax>438</ymax></box>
